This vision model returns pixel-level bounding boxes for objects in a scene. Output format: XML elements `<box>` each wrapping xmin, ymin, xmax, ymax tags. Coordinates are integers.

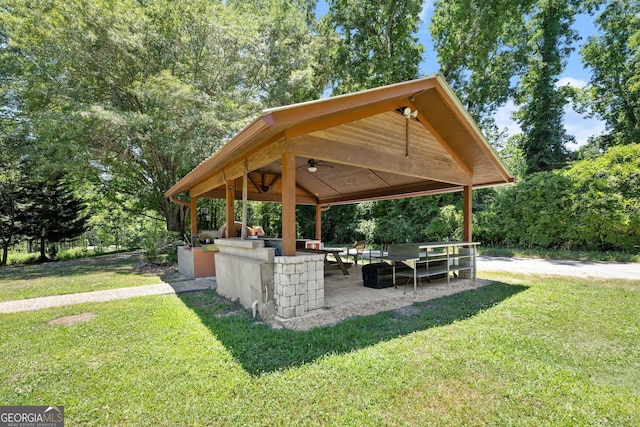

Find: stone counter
<box><xmin>213</xmin><ymin>238</ymin><xmax>325</xmax><ymax>319</ymax></box>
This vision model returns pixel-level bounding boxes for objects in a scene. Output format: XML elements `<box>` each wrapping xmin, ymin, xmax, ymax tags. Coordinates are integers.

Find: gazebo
<box><xmin>165</xmin><ymin>75</ymin><xmax>513</xmax><ymax>319</ymax></box>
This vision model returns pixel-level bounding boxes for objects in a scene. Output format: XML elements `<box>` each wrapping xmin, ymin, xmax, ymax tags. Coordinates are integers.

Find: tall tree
<box><xmin>319</xmin><ymin>0</ymin><xmax>426</xmax><ymax>244</ymax></box>
<box><xmin>579</xmin><ymin>0</ymin><xmax>640</xmax><ymax>148</ymax></box>
<box><xmin>23</xmin><ymin>173</ymin><xmax>89</xmax><ymax>261</ymax></box>
<box><xmin>228</xmin><ymin>0</ymin><xmax>329</xmax><ymax>107</ymax></box>
<box><xmin>0</xmin><ymin>151</ymin><xmax>31</xmax><ymax>267</ymax></box>
<box><xmin>432</xmin><ymin>0</ymin><xmax>581</xmax><ymax>173</ymax></box>
<box><xmin>515</xmin><ymin>0</ymin><xmax>579</xmax><ymax>174</ymax></box>
<box><xmin>2</xmin><ymin>0</ymin><xmax>326</xmax><ymax>233</ymax></box>
<box><xmin>0</xmin><ymin>38</ymin><xmax>32</xmax><ymax>266</ymax></box>
<box><xmin>431</xmin><ymin>0</ymin><xmax>534</xmax><ymax>124</ymax></box>
<box><xmin>324</xmin><ymin>0</ymin><xmax>425</xmax><ymax>94</ymax></box>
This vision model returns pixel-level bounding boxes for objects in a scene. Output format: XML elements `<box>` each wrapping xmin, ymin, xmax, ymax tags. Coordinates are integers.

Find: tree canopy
<box><xmin>2</xmin><ymin>0</ymin><xmax>327</xmax><ymax>232</ymax></box>
<box><xmin>324</xmin><ymin>0</ymin><xmax>424</xmax><ymax>94</ymax></box>
<box><xmin>579</xmin><ymin>0</ymin><xmax>640</xmax><ymax>148</ymax></box>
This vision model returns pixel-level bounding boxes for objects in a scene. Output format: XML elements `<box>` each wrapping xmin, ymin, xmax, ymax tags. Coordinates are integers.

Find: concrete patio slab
<box><xmin>273</xmin><ymin>265</ymin><xmax>489</xmax><ymax>330</ymax></box>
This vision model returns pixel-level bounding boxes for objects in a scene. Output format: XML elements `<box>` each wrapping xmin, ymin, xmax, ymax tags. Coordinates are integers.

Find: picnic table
<box><xmin>300</xmin><ymin>247</ymin><xmax>351</xmax><ymax>275</ymax></box>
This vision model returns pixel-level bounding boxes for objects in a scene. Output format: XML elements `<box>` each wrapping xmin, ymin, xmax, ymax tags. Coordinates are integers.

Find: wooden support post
<box><xmin>463</xmin><ymin>185</ymin><xmax>472</xmax><ymax>242</ymax></box>
<box><xmin>315</xmin><ymin>204</ymin><xmax>322</xmax><ymax>240</ymax></box>
<box><xmin>190</xmin><ymin>196</ymin><xmax>197</xmax><ymax>239</ymax></box>
<box><xmin>282</xmin><ymin>152</ymin><xmax>296</xmax><ymax>256</ymax></box>
<box><xmin>241</xmin><ymin>159</ymin><xmax>248</xmax><ymax>239</ymax></box>
<box><xmin>225</xmin><ymin>178</ymin><xmax>235</xmax><ymax>238</ymax></box>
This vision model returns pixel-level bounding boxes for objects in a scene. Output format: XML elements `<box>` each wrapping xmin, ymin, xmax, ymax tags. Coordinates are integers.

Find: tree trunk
<box><xmin>1</xmin><ymin>243</ymin><xmax>8</xmax><ymax>267</ymax></box>
<box><xmin>163</xmin><ymin>199</ymin><xmax>188</xmax><ymax>232</ymax></box>
<box><xmin>40</xmin><ymin>234</ymin><xmax>46</xmax><ymax>261</ymax></box>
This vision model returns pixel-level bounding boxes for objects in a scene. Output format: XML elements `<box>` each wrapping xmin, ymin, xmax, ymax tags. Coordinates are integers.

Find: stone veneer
<box><xmin>273</xmin><ymin>253</ymin><xmax>325</xmax><ymax>319</ymax></box>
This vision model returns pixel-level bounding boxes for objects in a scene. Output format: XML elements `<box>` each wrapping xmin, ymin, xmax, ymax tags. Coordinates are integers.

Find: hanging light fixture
<box><xmin>307</xmin><ymin>159</ymin><xmax>318</xmax><ymax>173</ymax></box>
<box><xmin>403</xmin><ymin>107</ymin><xmax>418</xmax><ymax>119</ymax></box>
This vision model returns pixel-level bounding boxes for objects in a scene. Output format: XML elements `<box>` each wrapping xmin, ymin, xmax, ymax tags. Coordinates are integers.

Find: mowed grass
<box><xmin>0</xmin><ymin>268</ymin><xmax>638</xmax><ymax>426</ymax></box>
<box><xmin>0</xmin><ymin>253</ymin><xmax>168</xmax><ymax>302</ymax></box>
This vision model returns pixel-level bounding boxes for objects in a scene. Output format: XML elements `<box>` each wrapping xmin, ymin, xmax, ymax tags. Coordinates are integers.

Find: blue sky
<box><xmin>318</xmin><ymin>1</ymin><xmax>605</xmax><ymax>148</ymax></box>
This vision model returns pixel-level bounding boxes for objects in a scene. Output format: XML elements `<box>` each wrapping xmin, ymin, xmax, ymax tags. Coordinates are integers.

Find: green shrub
<box><xmin>46</xmin><ymin>244</ymin><xmax>58</xmax><ymax>261</ymax></box>
<box><xmin>142</xmin><ymin>231</ymin><xmax>182</xmax><ymax>265</ymax></box>
<box><xmin>476</xmin><ymin>144</ymin><xmax>640</xmax><ymax>252</ymax></box>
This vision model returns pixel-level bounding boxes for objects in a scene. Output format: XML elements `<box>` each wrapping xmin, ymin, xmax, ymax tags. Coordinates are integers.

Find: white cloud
<box><xmin>492</xmin><ymin>99</ymin><xmax>605</xmax><ymax>148</ymax></box>
<box><xmin>420</xmin><ymin>1</ymin><xmax>434</xmax><ymax>21</ymax></box>
<box><xmin>563</xmin><ymin>106</ymin><xmax>606</xmax><ymax>148</ymax></box>
<box><xmin>494</xmin><ymin>100</ymin><xmax>522</xmax><ymax>136</ymax></box>
<box><xmin>556</xmin><ymin>77</ymin><xmax>588</xmax><ymax>89</ymax></box>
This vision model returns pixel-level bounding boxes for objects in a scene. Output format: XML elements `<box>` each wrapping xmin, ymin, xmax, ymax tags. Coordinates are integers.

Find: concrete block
<box><xmin>295</xmin><ymin>305</ymin><xmax>305</xmax><ymax>317</ymax></box>
<box><xmin>289</xmin><ymin>294</ymin><xmax>298</xmax><ymax>306</ymax></box>
<box><xmin>283</xmin><ymin>285</ymin><xmax>295</xmax><ymax>297</ymax></box>
<box><xmin>283</xmin><ymin>263</ymin><xmax>296</xmax><ymax>274</ymax></box>
<box><xmin>307</xmin><ymin>279</ymin><xmax>316</xmax><ymax>291</ymax></box>
<box><xmin>295</xmin><ymin>262</ymin><xmax>305</xmax><ymax>274</ymax></box>
<box><xmin>315</xmin><ymin>269</ymin><xmax>323</xmax><ymax>280</ymax></box>
<box><xmin>282</xmin><ymin>274</ymin><xmax>293</xmax><ymax>287</ymax></box>
<box><xmin>290</xmin><ymin>273</ymin><xmax>300</xmax><ymax>285</ymax></box>
<box><xmin>307</xmin><ymin>299</ymin><xmax>316</xmax><ymax>311</ymax></box>
<box><xmin>279</xmin><ymin>295</ymin><xmax>291</xmax><ymax>307</ymax></box>
<box><xmin>283</xmin><ymin>306</ymin><xmax>296</xmax><ymax>318</ymax></box>
<box><xmin>295</xmin><ymin>283</ymin><xmax>306</xmax><ymax>295</ymax></box>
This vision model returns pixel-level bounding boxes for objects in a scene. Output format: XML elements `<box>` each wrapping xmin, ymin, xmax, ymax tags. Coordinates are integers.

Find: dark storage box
<box><xmin>362</xmin><ymin>262</ymin><xmax>413</xmax><ymax>289</ymax></box>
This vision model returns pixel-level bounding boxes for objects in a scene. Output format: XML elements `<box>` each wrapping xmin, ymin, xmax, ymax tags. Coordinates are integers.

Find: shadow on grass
<box><xmin>179</xmin><ymin>281</ymin><xmax>528</xmax><ymax>375</ymax></box>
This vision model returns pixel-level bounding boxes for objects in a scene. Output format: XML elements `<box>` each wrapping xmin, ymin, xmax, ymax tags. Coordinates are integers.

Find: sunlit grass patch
<box><xmin>1</xmin><ymin>271</ymin><xmax>638</xmax><ymax>425</ymax></box>
<box><xmin>0</xmin><ymin>253</ymin><xmax>169</xmax><ymax>302</ymax></box>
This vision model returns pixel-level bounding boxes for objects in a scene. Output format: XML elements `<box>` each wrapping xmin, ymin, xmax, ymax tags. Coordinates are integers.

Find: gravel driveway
<box><xmin>478</xmin><ymin>256</ymin><xmax>640</xmax><ymax>280</ymax></box>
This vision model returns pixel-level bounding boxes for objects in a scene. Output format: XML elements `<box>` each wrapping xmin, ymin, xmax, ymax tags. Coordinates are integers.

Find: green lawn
<box><xmin>0</xmin><ymin>253</ymin><xmax>169</xmax><ymax>302</ymax></box>
<box><xmin>0</xmin><ymin>268</ymin><xmax>638</xmax><ymax>425</ymax></box>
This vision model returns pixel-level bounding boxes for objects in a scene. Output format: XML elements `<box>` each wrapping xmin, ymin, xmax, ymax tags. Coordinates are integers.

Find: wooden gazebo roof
<box><xmin>165</xmin><ymin>75</ymin><xmax>513</xmax><ymax>206</ymax></box>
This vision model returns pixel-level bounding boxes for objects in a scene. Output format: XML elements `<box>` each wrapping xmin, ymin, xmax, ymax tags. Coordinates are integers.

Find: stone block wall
<box><xmin>274</xmin><ymin>253</ymin><xmax>324</xmax><ymax>319</ymax></box>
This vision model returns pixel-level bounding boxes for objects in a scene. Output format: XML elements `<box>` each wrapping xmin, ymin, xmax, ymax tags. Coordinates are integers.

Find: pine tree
<box><xmin>0</xmin><ymin>175</ymin><xmax>31</xmax><ymax>266</ymax></box>
<box><xmin>24</xmin><ymin>173</ymin><xmax>89</xmax><ymax>261</ymax></box>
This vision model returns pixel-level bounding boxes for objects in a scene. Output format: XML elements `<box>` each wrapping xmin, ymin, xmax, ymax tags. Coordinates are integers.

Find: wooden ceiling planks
<box><xmin>166</xmin><ymin>76</ymin><xmax>513</xmax><ymax>206</ymax></box>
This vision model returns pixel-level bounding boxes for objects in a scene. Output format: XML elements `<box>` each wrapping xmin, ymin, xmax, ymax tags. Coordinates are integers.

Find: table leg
<box><xmin>392</xmin><ymin>262</ymin><xmax>397</xmax><ymax>288</ymax></box>
<box><xmin>334</xmin><ymin>253</ymin><xmax>350</xmax><ymax>275</ymax></box>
